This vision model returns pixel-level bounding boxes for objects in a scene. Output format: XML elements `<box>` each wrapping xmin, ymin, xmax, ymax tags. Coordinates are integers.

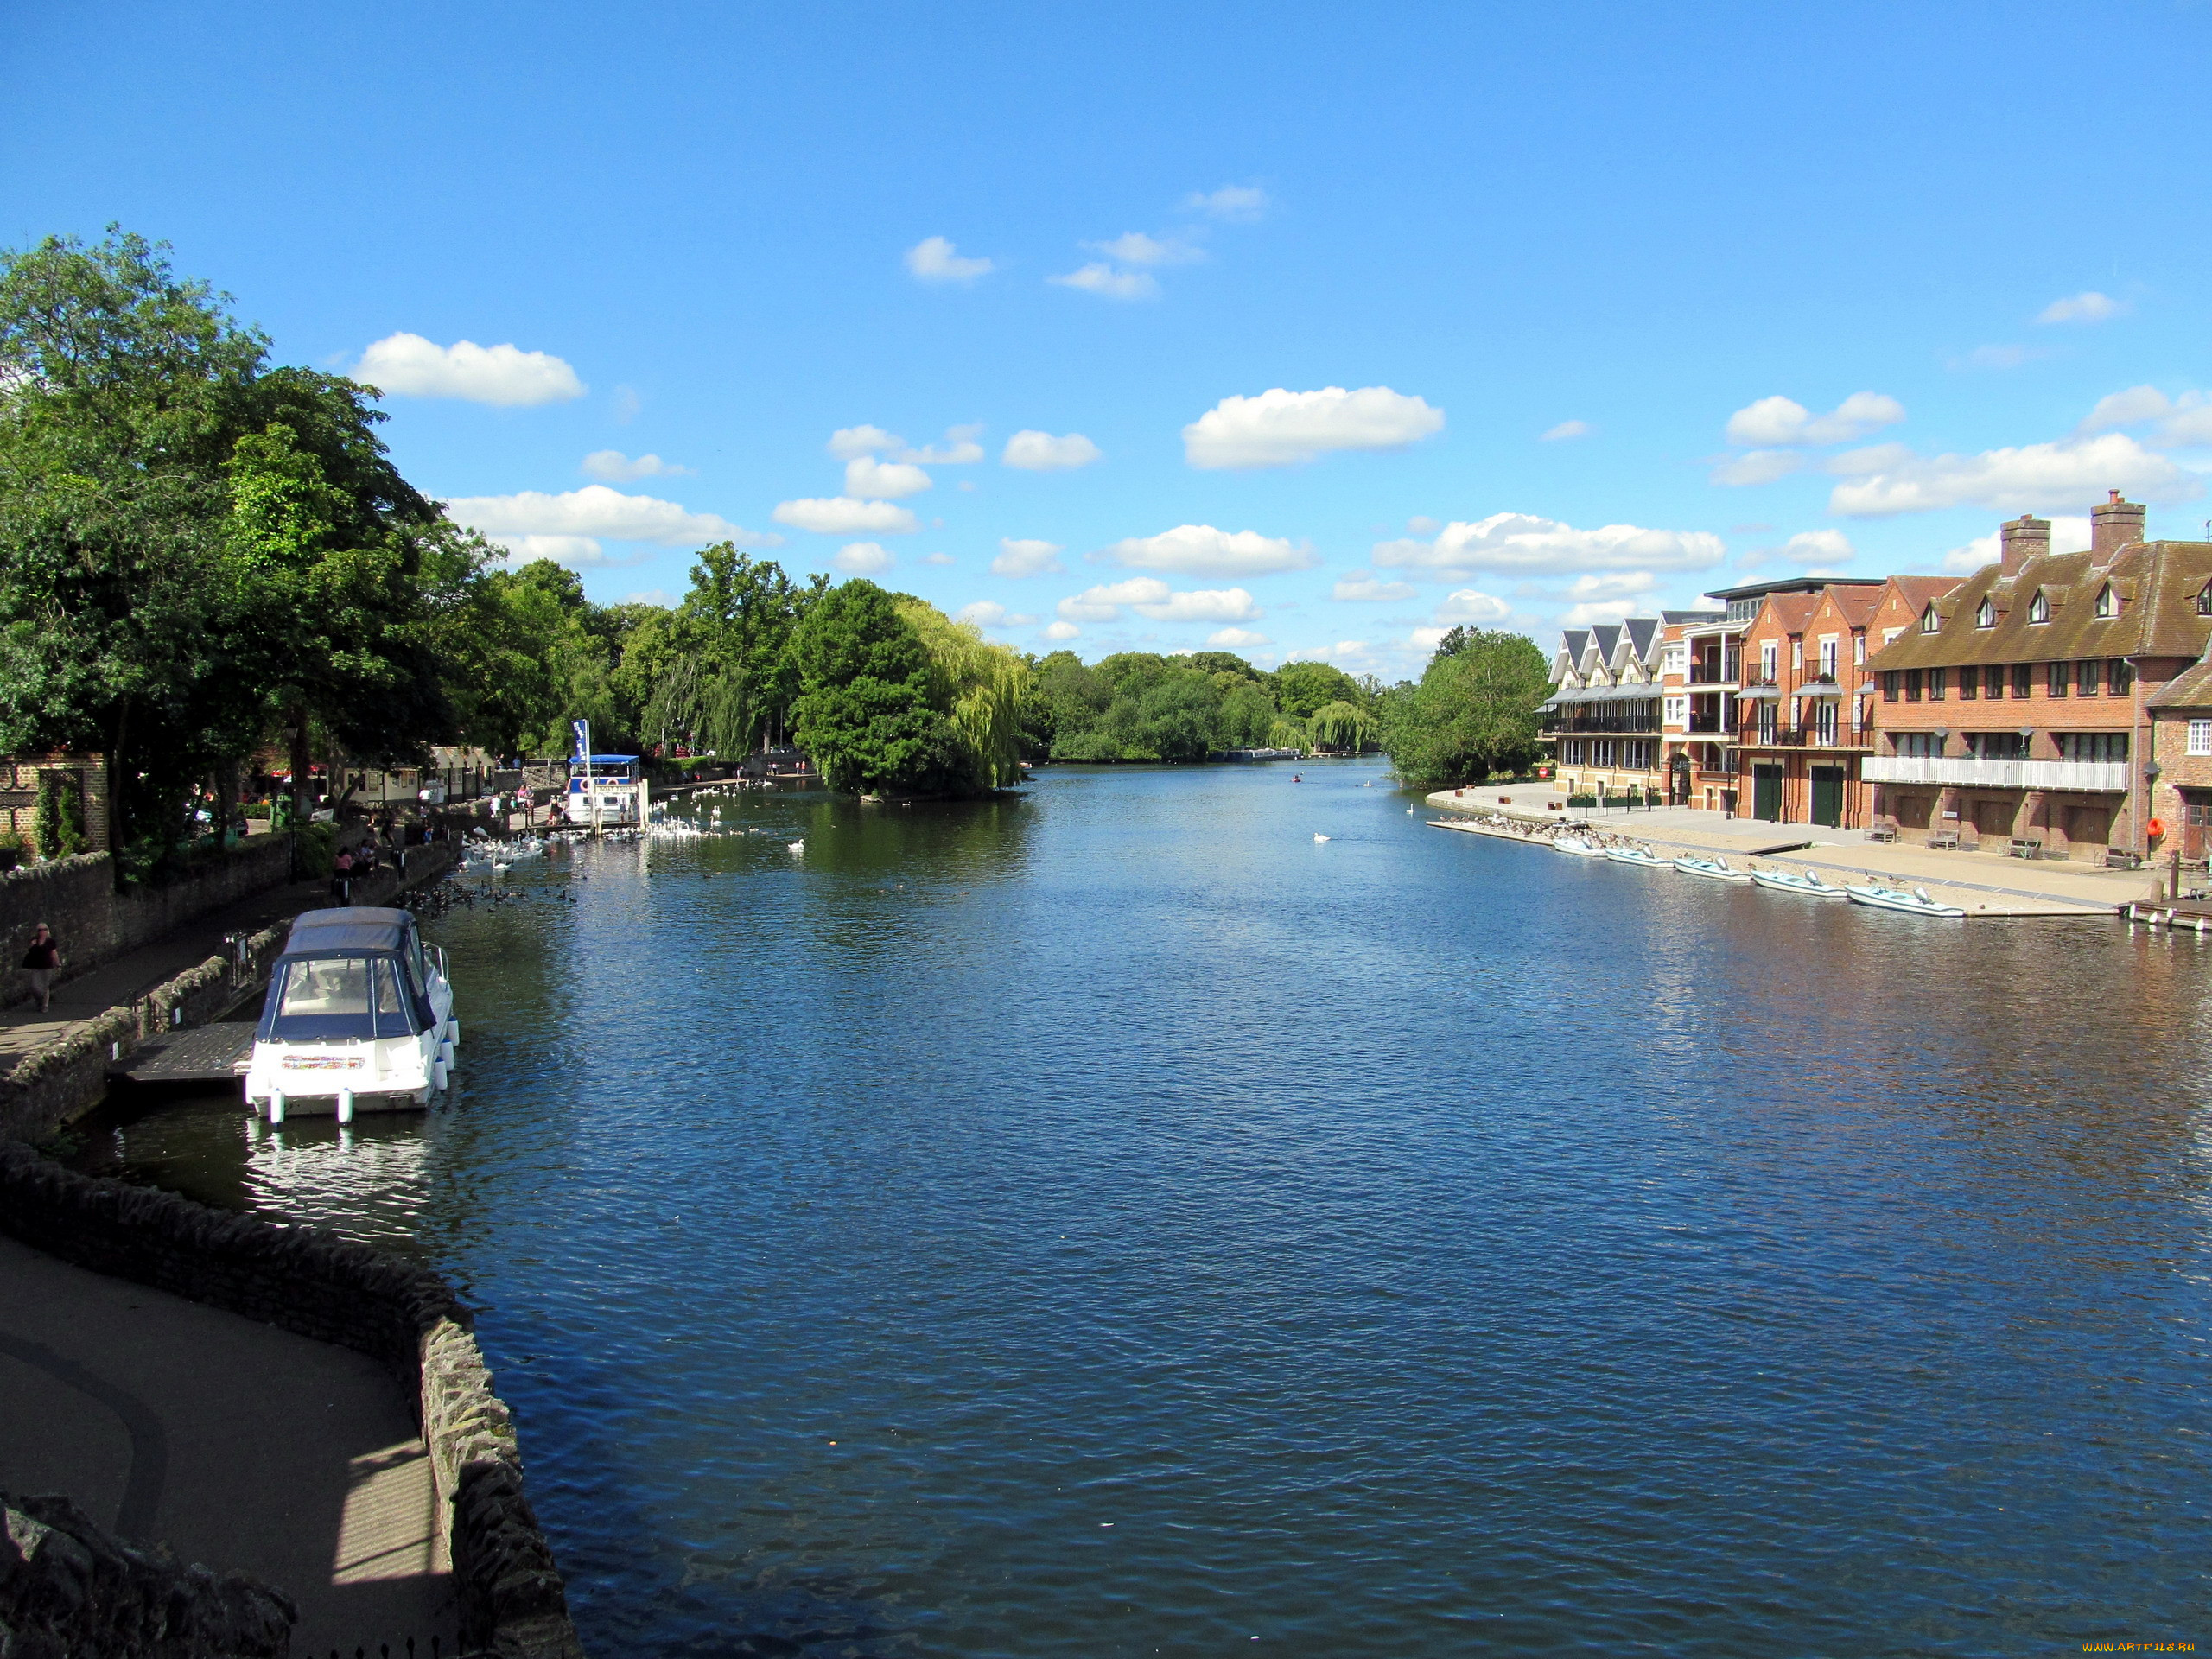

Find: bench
<box><xmin>1866</xmin><ymin>826</ymin><xmax>1899</xmax><ymax>844</ymax></box>
<box><xmin>2105</xmin><ymin>849</ymin><xmax>2144</xmax><ymax>870</ymax></box>
<box><xmin>1927</xmin><ymin>830</ymin><xmax>1961</xmax><ymax>850</ymax></box>
<box><xmin>2008</xmin><ymin>837</ymin><xmax>2044</xmax><ymax>859</ymax></box>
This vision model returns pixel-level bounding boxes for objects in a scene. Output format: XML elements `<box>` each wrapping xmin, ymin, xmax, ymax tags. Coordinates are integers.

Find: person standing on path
<box><xmin>20</xmin><ymin>923</ymin><xmax>60</xmax><ymax>1013</ymax></box>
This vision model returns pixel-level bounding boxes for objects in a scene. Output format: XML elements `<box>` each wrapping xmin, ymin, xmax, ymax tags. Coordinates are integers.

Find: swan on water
<box><xmin>788</xmin><ymin>841</ymin><xmax>805</xmax><ymax>855</ymax></box>
<box><xmin>1313</xmin><ymin>833</ymin><xmax>1331</xmax><ymax>842</ymax></box>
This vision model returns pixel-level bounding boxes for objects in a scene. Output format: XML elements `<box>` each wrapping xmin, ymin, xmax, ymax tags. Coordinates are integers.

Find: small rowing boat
<box><xmin>1552</xmin><ymin>836</ymin><xmax>1608</xmax><ymax>857</ymax></box>
<box><xmin>1751</xmin><ymin>866</ymin><xmax>1848</xmax><ymax>899</ymax></box>
<box><xmin>1845</xmin><ymin>880</ymin><xmax>1967</xmax><ymax>918</ymax></box>
<box><xmin>1605</xmin><ymin>845</ymin><xmax>1669</xmax><ymax>870</ymax></box>
<box><xmin>1673</xmin><ymin>854</ymin><xmax>1750</xmax><ymax>881</ymax></box>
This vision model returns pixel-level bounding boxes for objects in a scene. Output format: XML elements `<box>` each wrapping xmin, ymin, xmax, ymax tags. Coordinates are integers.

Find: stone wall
<box><xmin>0</xmin><ymin>1142</ymin><xmax>586</xmax><ymax>1659</ymax></box>
<box><xmin>0</xmin><ymin>836</ymin><xmax>298</xmax><ymax>1010</ymax></box>
<box><xmin>0</xmin><ymin>1490</ymin><xmax>296</xmax><ymax>1659</ymax></box>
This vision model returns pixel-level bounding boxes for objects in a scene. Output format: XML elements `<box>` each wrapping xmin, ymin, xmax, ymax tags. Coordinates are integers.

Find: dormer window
<box><xmin>1975</xmin><ymin>596</ymin><xmax>1995</xmax><ymax>629</ymax></box>
<box><xmin>1920</xmin><ymin>605</ymin><xmax>1941</xmax><ymax>634</ymax></box>
<box><xmin>2197</xmin><ymin>581</ymin><xmax>2212</xmax><ymax>618</ymax></box>
<box><xmin>2028</xmin><ymin>589</ymin><xmax>2050</xmax><ymax>624</ymax></box>
<box><xmin>2094</xmin><ymin>582</ymin><xmax>2116</xmax><ymax>619</ymax></box>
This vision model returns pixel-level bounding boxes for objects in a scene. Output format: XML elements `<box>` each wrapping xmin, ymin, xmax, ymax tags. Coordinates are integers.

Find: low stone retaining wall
<box><xmin>0</xmin><ymin>837</ymin><xmax>299</xmax><ymax>1011</ymax></box>
<box><xmin>0</xmin><ymin>1141</ymin><xmax>585</xmax><ymax>1658</ymax></box>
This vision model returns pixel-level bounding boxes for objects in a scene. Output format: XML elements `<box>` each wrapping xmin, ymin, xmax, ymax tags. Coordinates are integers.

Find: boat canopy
<box><xmin>260</xmin><ymin>907</ymin><xmax>434</xmax><ymax>1039</ymax></box>
<box><xmin>281</xmin><ymin>907</ymin><xmax>414</xmax><ymax>956</ymax></box>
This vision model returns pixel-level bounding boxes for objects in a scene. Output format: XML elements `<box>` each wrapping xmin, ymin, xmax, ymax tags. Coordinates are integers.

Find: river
<box><xmin>69</xmin><ymin>760</ymin><xmax>2212</xmax><ymax>1656</ymax></box>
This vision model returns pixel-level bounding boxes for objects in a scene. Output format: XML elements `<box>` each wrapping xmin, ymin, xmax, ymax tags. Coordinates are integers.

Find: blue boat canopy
<box><xmin>575</xmin><ymin>753</ymin><xmax>638</xmax><ymax>765</ymax></box>
<box><xmin>279</xmin><ymin>907</ymin><xmax>414</xmax><ymax>958</ymax></box>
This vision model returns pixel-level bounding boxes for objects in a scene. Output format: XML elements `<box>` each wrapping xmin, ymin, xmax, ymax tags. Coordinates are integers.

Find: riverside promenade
<box><xmin>0</xmin><ymin>1230</ymin><xmax>454</xmax><ymax>1654</ymax></box>
<box><xmin>1427</xmin><ymin>784</ymin><xmax>2164</xmax><ymax>917</ymax></box>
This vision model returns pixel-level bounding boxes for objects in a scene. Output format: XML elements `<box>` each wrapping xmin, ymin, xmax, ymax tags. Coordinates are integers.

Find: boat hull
<box><xmin>1845</xmin><ymin>886</ymin><xmax>1966</xmax><ymax>918</ymax></box>
<box><xmin>1605</xmin><ymin>849</ymin><xmax>1669</xmax><ymax>869</ymax></box>
<box><xmin>1674</xmin><ymin>857</ymin><xmax>1750</xmax><ymax>881</ymax></box>
<box><xmin>1553</xmin><ymin>838</ymin><xmax>1608</xmax><ymax>857</ymax></box>
<box><xmin>1751</xmin><ymin>870</ymin><xmax>1847</xmax><ymax>898</ymax></box>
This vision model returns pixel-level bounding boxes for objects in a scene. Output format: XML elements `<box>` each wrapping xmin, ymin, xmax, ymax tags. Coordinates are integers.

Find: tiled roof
<box><xmin>2148</xmin><ymin>656</ymin><xmax>2212</xmax><ymax>709</ymax></box>
<box><xmin>1867</xmin><ymin>542</ymin><xmax>2212</xmax><ymax>671</ymax></box>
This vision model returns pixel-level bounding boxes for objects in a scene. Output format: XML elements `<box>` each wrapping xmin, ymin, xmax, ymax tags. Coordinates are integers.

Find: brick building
<box><xmin>1863</xmin><ymin>495</ymin><xmax>2212</xmax><ymax>860</ymax></box>
<box><xmin>2145</xmin><ymin>649</ymin><xmax>2212</xmax><ymax>863</ymax></box>
<box><xmin>1541</xmin><ymin>619</ymin><xmax>1668</xmax><ymax>802</ymax></box>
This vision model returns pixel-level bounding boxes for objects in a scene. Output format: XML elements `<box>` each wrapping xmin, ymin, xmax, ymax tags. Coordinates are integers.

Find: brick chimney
<box><xmin>2091</xmin><ymin>490</ymin><xmax>2145</xmax><ymax>562</ymax></box>
<box><xmin>1998</xmin><ymin>512</ymin><xmax>2049</xmax><ymax>576</ymax></box>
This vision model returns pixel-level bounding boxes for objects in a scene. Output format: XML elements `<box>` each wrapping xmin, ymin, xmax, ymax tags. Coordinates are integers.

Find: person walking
<box><xmin>21</xmin><ymin>924</ymin><xmax>60</xmax><ymax>1014</ymax></box>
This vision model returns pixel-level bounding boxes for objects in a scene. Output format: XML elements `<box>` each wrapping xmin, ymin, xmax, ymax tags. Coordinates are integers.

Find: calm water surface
<box><xmin>77</xmin><ymin>761</ymin><xmax>2212</xmax><ymax>1656</ymax></box>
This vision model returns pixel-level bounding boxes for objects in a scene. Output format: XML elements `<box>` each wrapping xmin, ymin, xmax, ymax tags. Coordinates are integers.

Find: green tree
<box><xmin>789</xmin><ymin>580</ymin><xmax>951</xmax><ymax>792</ymax></box>
<box><xmin>1380</xmin><ymin>629</ymin><xmax>1553</xmax><ymax>788</ymax></box>
<box><xmin>1309</xmin><ymin>699</ymin><xmax>1374</xmax><ymax>752</ymax></box>
<box><xmin>1272</xmin><ymin>659</ymin><xmax>1365</xmax><ymax>719</ymax></box>
<box><xmin>897</xmin><ymin>599</ymin><xmax>1031</xmax><ymax>791</ymax></box>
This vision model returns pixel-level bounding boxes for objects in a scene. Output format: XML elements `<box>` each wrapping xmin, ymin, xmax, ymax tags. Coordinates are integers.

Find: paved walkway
<box><xmin>1429</xmin><ymin>786</ymin><xmax>2164</xmax><ymax>917</ymax></box>
<box><xmin>0</xmin><ymin>1232</ymin><xmax>454</xmax><ymax>1655</ymax></box>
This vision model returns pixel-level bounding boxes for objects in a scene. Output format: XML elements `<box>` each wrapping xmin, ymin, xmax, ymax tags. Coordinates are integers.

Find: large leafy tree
<box><xmin>1380</xmin><ymin>629</ymin><xmax>1553</xmax><ymax>788</ymax></box>
<box><xmin>789</xmin><ymin>580</ymin><xmax>952</xmax><ymax>793</ymax></box>
<box><xmin>640</xmin><ymin>543</ymin><xmax>822</xmax><ymax>758</ymax></box>
<box><xmin>1272</xmin><ymin>659</ymin><xmax>1365</xmax><ymax>719</ymax></box>
<box><xmin>0</xmin><ymin>228</ymin><xmax>455</xmax><ymax>859</ymax></box>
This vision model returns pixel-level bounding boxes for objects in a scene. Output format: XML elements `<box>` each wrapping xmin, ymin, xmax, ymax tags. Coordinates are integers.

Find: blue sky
<box><xmin>10</xmin><ymin>2</ymin><xmax>2212</xmax><ymax>678</ymax></box>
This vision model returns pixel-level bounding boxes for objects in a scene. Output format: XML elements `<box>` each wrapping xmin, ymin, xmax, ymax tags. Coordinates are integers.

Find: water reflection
<box><xmin>67</xmin><ymin>766</ymin><xmax>2212</xmax><ymax>1656</ymax></box>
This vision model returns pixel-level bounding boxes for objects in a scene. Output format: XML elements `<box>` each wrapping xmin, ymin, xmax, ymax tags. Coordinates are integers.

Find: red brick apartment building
<box><xmin>1863</xmin><ymin>494</ymin><xmax>2212</xmax><ymax>861</ymax></box>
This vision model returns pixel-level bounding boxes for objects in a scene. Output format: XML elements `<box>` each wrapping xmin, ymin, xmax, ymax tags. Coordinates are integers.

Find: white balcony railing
<box><xmin>1860</xmin><ymin>756</ymin><xmax>2129</xmax><ymax>791</ymax></box>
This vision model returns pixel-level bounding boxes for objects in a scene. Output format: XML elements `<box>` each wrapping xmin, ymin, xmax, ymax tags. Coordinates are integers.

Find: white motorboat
<box><xmin>1751</xmin><ymin>866</ymin><xmax>1849</xmax><ymax>898</ymax></box>
<box><xmin>1845</xmin><ymin>880</ymin><xmax>1967</xmax><ymax>918</ymax></box>
<box><xmin>1552</xmin><ymin>836</ymin><xmax>1608</xmax><ymax>856</ymax></box>
<box><xmin>1605</xmin><ymin>845</ymin><xmax>1670</xmax><ymax>870</ymax></box>
<box><xmin>242</xmin><ymin>907</ymin><xmax>458</xmax><ymax>1124</ymax></box>
<box><xmin>1673</xmin><ymin>854</ymin><xmax>1751</xmax><ymax>881</ymax></box>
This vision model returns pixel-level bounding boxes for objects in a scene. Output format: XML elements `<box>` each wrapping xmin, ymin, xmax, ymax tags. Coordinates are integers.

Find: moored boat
<box><xmin>242</xmin><ymin>906</ymin><xmax>459</xmax><ymax>1124</ymax></box>
<box><xmin>1552</xmin><ymin>836</ymin><xmax>1608</xmax><ymax>856</ymax></box>
<box><xmin>1673</xmin><ymin>853</ymin><xmax>1751</xmax><ymax>881</ymax></box>
<box><xmin>1605</xmin><ymin>844</ymin><xmax>1670</xmax><ymax>869</ymax></box>
<box><xmin>1845</xmin><ymin>880</ymin><xmax>1967</xmax><ymax>918</ymax></box>
<box><xmin>1751</xmin><ymin>866</ymin><xmax>1848</xmax><ymax>898</ymax></box>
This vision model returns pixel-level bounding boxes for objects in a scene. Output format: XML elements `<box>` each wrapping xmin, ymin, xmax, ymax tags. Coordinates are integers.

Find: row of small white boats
<box><xmin>1549</xmin><ymin>834</ymin><xmax>1967</xmax><ymax>917</ymax></box>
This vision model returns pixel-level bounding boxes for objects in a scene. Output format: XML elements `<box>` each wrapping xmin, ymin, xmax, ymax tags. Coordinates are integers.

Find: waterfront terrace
<box><xmin>1864</xmin><ymin>494</ymin><xmax>2212</xmax><ymax>861</ymax></box>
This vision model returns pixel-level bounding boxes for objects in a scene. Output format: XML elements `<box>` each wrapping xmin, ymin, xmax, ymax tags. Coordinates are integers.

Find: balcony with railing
<box><xmin>1737</xmin><ymin>725</ymin><xmax>1872</xmax><ymax>751</ymax></box>
<box><xmin>1542</xmin><ymin>712</ymin><xmax>1665</xmax><ymax>735</ymax></box>
<box><xmin>1861</xmin><ymin>755</ymin><xmax>2128</xmax><ymax>791</ymax></box>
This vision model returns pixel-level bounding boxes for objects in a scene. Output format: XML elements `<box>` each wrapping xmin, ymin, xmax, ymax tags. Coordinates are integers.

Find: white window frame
<box><xmin>1819</xmin><ymin>636</ymin><xmax>1838</xmax><ymax>677</ymax></box>
<box><xmin>2190</xmin><ymin>719</ymin><xmax>2212</xmax><ymax>758</ymax></box>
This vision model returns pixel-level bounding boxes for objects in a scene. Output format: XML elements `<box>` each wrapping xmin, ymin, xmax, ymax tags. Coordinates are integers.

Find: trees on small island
<box><xmin>1376</xmin><ymin>627</ymin><xmax>1552</xmax><ymax>790</ymax></box>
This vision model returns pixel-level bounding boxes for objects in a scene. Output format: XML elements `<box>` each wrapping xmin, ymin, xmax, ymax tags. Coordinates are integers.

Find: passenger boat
<box><xmin>1552</xmin><ymin>835</ymin><xmax>1608</xmax><ymax>856</ymax></box>
<box><xmin>1751</xmin><ymin>866</ymin><xmax>1848</xmax><ymax>898</ymax></box>
<box><xmin>566</xmin><ymin>753</ymin><xmax>651</xmax><ymax>829</ymax></box>
<box><xmin>1673</xmin><ymin>854</ymin><xmax>1751</xmax><ymax>881</ymax></box>
<box><xmin>242</xmin><ymin>907</ymin><xmax>458</xmax><ymax>1124</ymax></box>
<box><xmin>1605</xmin><ymin>844</ymin><xmax>1670</xmax><ymax>870</ymax></box>
<box><xmin>1844</xmin><ymin>880</ymin><xmax>1967</xmax><ymax>918</ymax></box>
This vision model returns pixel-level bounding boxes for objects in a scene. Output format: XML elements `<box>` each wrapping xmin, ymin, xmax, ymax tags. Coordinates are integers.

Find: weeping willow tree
<box><xmin>897</xmin><ymin>599</ymin><xmax>1030</xmax><ymax>791</ymax></box>
<box><xmin>1309</xmin><ymin>699</ymin><xmax>1373</xmax><ymax>752</ymax></box>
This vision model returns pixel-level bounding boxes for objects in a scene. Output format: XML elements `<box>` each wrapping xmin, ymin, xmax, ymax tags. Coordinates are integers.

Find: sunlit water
<box><xmin>73</xmin><ymin>760</ymin><xmax>2212</xmax><ymax>1656</ymax></box>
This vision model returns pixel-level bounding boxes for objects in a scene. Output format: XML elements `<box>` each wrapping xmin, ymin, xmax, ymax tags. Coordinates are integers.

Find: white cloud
<box><xmin>832</xmin><ymin>542</ymin><xmax>895</xmax><ymax>575</ymax></box>
<box><xmin>1374</xmin><ymin>512</ymin><xmax>1727</xmax><ymax>578</ymax></box>
<box><xmin>1825</xmin><ymin>432</ymin><xmax>2199</xmax><ymax>517</ymax></box>
<box><xmin>901</xmin><ymin>425</ymin><xmax>985</xmax><ymax>464</ymax></box>
<box><xmin>772</xmin><ymin>497</ymin><xmax>922</xmax><ymax>535</ymax></box>
<box><xmin>1709</xmin><ymin>450</ymin><xmax>1806</xmax><ymax>487</ymax></box>
<box><xmin>1050</xmin><ymin>264</ymin><xmax>1160</xmax><ymax>301</ymax></box>
<box><xmin>1332</xmin><ymin>572</ymin><xmax>1418</xmax><ymax>601</ymax></box>
<box><xmin>1001</xmin><ymin>430</ymin><xmax>1103</xmax><ymax>470</ymax></box>
<box><xmin>991</xmin><ymin>537</ymin><xmax>1065</xmax><ymax>577</ymax></box>
<box><xmin>1724</xmin><ymin>391</ymin><xmax>1904</xmax><ymax>448</ymax></box>
<box><xmin>2077</xmin><ymin>385</ymin><xmax>2212</xmax><ymax>448</ymax></box>
<box><xmin>1206</xmin><ymin>627</ymin><xmax>1271</xmax><ymax>648</ymax></box>
<box><xmin>487</xmin><ymin>534</ymin><xmax>610</xmax><ymax>566</ymax></box>
<box><xmin>622</xmin><ymin>588</ymin><xmax>673</xmax><ymax>607</ymax></box>
<box><xmin>843</xmin><ymin>455</ymin><xmax>932</xmax><ymax>499</ymax></box>
<box><xmin>581</xmin><ymin>449</ymin><xmax>690</xmax><ymax>482</ymax></box>
<box><xmin>1087</xmin><ymin>232</ymin><xmax>1204</xmax><ymax>266</ymax></box>
<box><xmin>1560</xmin><ymin>599</ymin><xmax>1645</xmax><ymax>626</ymax></box>
<box><xmin>924</xmin><ymin>551</ymin><xmax>957</xmax><ymax>566</ymax></box>
<box><xmin>1407</xmin><ymin>515</ymin><xmax>1440</xmax><ymax>535</ymax></box>
<box><xmin>1560</xmin><ymin>572</ymin><xmax>1656</xmax><ymax>601</ymax></box>
<box><xmin>906</xmin><ymin>237</ymin><xmax>994</xmax><ymax>283</ymax></box>
<box><xmin>1940</xmin><ymin>514</ymin><xmax>2091</xmax><ymax>573</ymax></box>
<box><xmin>1765</xmin><ymin>529</ymin><xmax>1856</xmax><ymax>565</ymax></box>
<box><xmin>356</xmin><ymin>333</ymin><xmax>585</xmax><ymax>406</ymax></box>
<box><xmin>1057</xmin><ymin>577</ymin><xmax>1260</xmax><ymax>624</ymax></box>
<box><xmin>1185</xmin><ymin>385</ymin><xmax>1444</xmax><ymax>469</ymax></box>
<box><xmin>444</xmin><ymin>486</ymin><xmax>779</xmax><ymax>558</ymax></box>
<box><xmin>830</xmin><ymin>424</ymin><xmax>905</xmax><ymax>459</ymax></box>
<box><xmin>1435</xmin><ymin>588</ymin><xmax>1512</xmax><ymax>623</ymax></box>
<box><xmin>1092</xmin><ymin>524</ymin><xmax>1317</xmax><ymax>578</ymax></box>
<box><xmin>1043</xmin><ymin>620</ymin><xmax>1081</xmax><ymax>641</ymax></box>
<box><xmin>2037</xmin><ymin>290</ymin><xmax>2124</xmax><ymax>325</ymax></box>
<box><xmin>958</xmin><ymin>601</ymin><xmax>1008</xmax><ymax>626</ymax></box>
<box><xmin>1182</xmin><ymin>185</ymin><xmax>1269</xmax><ymax>222</ymax></box>
<box><xmin>1540</xmin><ymin>419</ymin><xmax>1592</xmax><ymax>442</ymax></box>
